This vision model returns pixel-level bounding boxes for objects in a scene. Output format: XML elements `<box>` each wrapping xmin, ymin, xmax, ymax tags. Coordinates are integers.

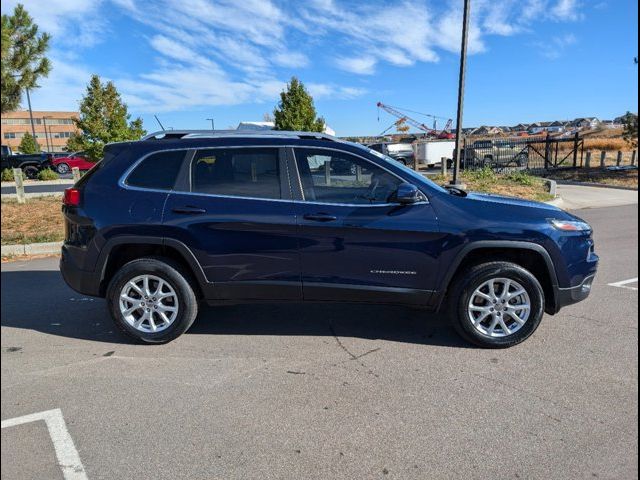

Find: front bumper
<box><xmin>549</xmin><ymin>274</ymin><xmax>596</xmax><ymax>314</ymax></box>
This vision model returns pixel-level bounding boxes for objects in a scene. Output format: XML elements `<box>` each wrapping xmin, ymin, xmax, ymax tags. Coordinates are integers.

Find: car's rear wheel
<box><xmin>107</xmin><ymin>257</ymin><xmax>198</xmax><ymax>343</ymax></box>
<box><xmin>448</xmin><ymin>262</ymin><xmax>545</xmax><ymax>348</ymax></box>
<box><xmin>56</xmin><ymin>163</ymin><xmax>70</xmax><ymax>174</ymax></box>
<box><xmin>515</xmin><ymin>153</ymin><xmax>528</xmax><ymax>167</ymax></box>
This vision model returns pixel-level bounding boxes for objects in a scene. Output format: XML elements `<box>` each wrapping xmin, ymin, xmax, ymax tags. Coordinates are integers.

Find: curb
<box><xmin>1</xmin><ymin>241</ymin><xmax>62</xmax><ymax>256</ymax></box>
<box><xmin>550</xmin><ymin>180</ymin><xmax>638</xmax><ymax>191</ymax></box>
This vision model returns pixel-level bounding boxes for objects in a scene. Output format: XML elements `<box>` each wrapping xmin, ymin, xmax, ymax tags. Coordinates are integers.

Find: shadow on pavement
<box><xmin>1</xmin><ymin>269</ymin><xmax>470</xmax><ymax>348</ymax></box>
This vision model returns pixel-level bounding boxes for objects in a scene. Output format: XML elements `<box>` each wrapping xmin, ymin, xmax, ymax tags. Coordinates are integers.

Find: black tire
<box><xmin>447</xmin><ymin>261</ymin><xmax>545</xmax><ymax>348</ymax></box>
<box><xmin>22</xmin><ymin>165</ymin><xmax>39</xmax><ymax>179</ymax></box>
<box><xmin>516</xmin><ymin>153</ymin><xmax>528</xmax><ymax>167</ymax></box>
<box><xmin>106</xmin><ymin>257</ymin><xmax>199</xmax><ymax>344</ymax></box>
<box><xmin>56</xmin><ymin>163</ymin><xmax>70</xmax><ymax>174</ymax></box>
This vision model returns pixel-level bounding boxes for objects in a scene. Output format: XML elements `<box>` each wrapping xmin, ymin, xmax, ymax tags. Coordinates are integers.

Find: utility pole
<box><xmin>206</xmin><ymin>118</ymin><xmax>215</xmax><ymax>130</ymax></box>
<box><xmin>452</xmin><ymin>0</ymin><xmax>471</xmax><ymax>186</ymax></box>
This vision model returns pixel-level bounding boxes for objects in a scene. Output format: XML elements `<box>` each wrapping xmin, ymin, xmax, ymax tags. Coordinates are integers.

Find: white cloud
<box><xmin>335</xmin><ymin>56</ymin><xmax>377</xmax><ymax>75</ymax></box>
<box><xmin>551</xmin><ymin>0</ymin><xmax>583</xmax><ymax>21</ymax></box>
<box><xmin>5</xmin><ymin>0</ymin><xmax>587</xmax><ymax>115</ymax></box>
<box><xmin>2</xmin><ymin>0</ymin><xmax>106</xmax><ymax>48</ymax></box>
<box><xmin>535</xmin><ymin>33</ymin><xmax>579</xmax><ymax>59</ymax></box>
<box><xmin>307</xmin><ymin>83</ymin><xmax>367</xmax><ymax>100</ymax></box>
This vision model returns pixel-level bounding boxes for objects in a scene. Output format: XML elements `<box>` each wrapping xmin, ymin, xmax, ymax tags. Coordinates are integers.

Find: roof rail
<box><xmin>141</xmin><ymin>130</ymin><xmax>339</xmax><ymax>142</ymax></box>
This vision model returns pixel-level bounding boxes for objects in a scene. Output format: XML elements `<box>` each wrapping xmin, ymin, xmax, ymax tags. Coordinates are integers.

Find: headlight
<box><xmin>549</xmin><ymin>219</ymin><xmax>592</xmax><ymax>232</ymax></box>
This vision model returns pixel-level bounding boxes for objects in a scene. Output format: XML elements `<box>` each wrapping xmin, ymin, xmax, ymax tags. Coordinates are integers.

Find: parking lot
<box><xmin>1</xmin><ymin>204</ymin><xmax>637</xmax><ymax>479</ymax></box>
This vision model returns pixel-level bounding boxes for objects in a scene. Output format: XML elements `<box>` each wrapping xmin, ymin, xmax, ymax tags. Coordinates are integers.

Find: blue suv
<box><xmin>60</xmin><ymin>130</ymin><xmax>598</xmax><ymax>348</ymax></box>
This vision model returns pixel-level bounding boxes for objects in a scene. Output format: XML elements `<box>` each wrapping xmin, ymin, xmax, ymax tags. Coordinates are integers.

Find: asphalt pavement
<box><xmin>1</xmin><ymin>205</ymin><xmax>638</xmax><ymax>480</ymax></box>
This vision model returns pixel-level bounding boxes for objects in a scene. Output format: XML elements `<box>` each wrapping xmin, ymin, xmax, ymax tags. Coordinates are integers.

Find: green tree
<box><xmin>1</xmin><ymin>3</ymin><xmax>51</xmax><ymax>113</ymax></box>
<box><xmin>621</xmin><ymin>111</ymin><xmax>638</xmax><ymax>148</ymax></box>
<box><xmin>18</xmin><ymin>131</ymin><xmax>39</xmax><ymax>153</ymax></box>
<box><xmin>273</xmin><ymin>77</ymin><xmax>325</xmax><ymax>132</ymax></box>
<box><xmin>67</xmin><ymin>75</ymin><xmax>146</xmax><ymax>161</ymax></box>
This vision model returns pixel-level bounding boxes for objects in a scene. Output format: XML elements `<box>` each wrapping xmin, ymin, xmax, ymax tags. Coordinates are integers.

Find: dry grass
<box><xmin>544</xmin><ymin>168</ymin><xmax>638</xmax><ymax>189</ymax></box>
<box><xmin>431</xmin><ymin>169</ymin><xmax>554</xmax><ymax>202</ymax></box>
<box><xmin>582</xmin><ymin>137</ymin><xmax>629</xmax><ymax>151</ymax></box>
<box><xmin>1</xmin><ymin>197</ymin><xmax>65</xmax><ymax>245</ymax></box>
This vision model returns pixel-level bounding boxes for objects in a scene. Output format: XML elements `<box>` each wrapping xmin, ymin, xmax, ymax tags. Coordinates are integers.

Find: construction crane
<box><xmin>376</xmin><ymin>102</ymin><xmax>455</xmax><ymax>139</ymax></box>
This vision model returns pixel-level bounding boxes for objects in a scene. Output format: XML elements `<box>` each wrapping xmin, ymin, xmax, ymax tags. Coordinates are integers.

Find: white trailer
<box><xmin>414</xmin><ymin>140</ymin><xmax>455</xmax><ymax>166</ymax></box>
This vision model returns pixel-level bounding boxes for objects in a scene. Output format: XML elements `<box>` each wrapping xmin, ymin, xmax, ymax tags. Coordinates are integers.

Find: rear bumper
<box><xmin>60</xmin><ymin>244</ymin><xmax>101</xmax><ymax>297</ymax></box>
<box><xmin>548</xmin><ymin>274</ymin><xmax>596</xmax><ymax>314</ymax></box>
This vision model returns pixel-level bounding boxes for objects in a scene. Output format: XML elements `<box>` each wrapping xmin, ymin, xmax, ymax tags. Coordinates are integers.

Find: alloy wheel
<box><xmin>467</xmin><ymin>277</ymin><xmax>531</xmax><ymax>338</ymax></box>
<box><xmin>119</xmin><ymin>274</ymin><xmax>179</xmax><ymax>333</ymax></box>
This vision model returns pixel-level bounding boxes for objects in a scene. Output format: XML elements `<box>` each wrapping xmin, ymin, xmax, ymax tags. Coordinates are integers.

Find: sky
<box><xmin>2</xmin><ymin>0</ymin><xmax>638</xmax><ymax>136</ymax></box>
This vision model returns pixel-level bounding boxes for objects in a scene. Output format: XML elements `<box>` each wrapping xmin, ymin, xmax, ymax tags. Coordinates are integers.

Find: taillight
<box><xmin>63</xmin><ymin>188</ymin><xmax>80</xmax><ymax>206</ymax></box>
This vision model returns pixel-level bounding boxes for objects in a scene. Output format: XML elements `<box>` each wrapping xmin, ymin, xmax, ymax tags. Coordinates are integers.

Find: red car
<box><xmin>52</xmin><ymin>152</ymin><xmax>94</xmax><ymax>174</ymax></box>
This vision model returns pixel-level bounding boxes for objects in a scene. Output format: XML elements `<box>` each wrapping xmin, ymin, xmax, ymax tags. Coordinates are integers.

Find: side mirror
<box><xmin>395</xmin><ymin>183</ymin><xmax>422</xmax><ymax>204</ymax></box>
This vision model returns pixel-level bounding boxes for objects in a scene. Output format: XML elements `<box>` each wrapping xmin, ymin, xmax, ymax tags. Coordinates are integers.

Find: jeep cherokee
<box><xmin>60</xmin><ymin>130</ymin><xmax>598</xmax><ymax>348</ymax></box>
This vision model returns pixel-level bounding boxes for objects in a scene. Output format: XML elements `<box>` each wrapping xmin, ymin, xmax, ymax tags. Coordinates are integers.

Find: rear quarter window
<box><xmin>126</xmin><ymin>150</ymin><xmax>187</xmax><ymax>190</ymax></box>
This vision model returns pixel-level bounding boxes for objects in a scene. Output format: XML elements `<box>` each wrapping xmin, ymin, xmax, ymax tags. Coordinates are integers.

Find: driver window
<box><xmin>294</xmin><ymin>148</ymin><xmax>401</xmax><ymax>205</ymax></box>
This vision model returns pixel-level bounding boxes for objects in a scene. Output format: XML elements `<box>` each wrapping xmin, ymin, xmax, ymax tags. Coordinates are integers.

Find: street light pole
<box><xmin>206</xmin><ymin>118</ymin><xmax>215</xmax><ymax>131</ymax></box>
<box><xmin>24</xmin><ymin>86</ymin><xmax>38</xmax><ymax>142</ymax></box>
<box><xmin>42</xmin><ymin>117</ymin><xmax>51</xmax><ymax>152</ymax></box>
<box><xmin>452</xmin><ymin>0</ymin><xmax>471</xmax><ymax>186</ymax></box>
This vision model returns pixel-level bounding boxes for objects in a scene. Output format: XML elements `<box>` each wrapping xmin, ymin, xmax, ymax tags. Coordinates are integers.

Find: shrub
<box><xmin>464</xmin><ymin>166</ymin><xmax>496</xmax><ymax>183</ymax></box>
<box><xmin>36</xmin><ymin>168</ymin><xmax>59</xmax><ymax>181</ymax></box>
<box><xmin>506</xmin><ymin>170</ymin><xmax>536</xmax><ymax>186</ymax></box>
<box><xmin>1</xmin><ymin>168</ymin><xmax>15</xmax><ymax>182</ymax></box>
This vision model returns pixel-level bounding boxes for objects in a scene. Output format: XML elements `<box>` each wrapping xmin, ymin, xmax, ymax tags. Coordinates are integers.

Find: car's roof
<box><xmin>108</xmin><ymin>129</ymin><xmax>368</xmax><ymax>155</ymax></box>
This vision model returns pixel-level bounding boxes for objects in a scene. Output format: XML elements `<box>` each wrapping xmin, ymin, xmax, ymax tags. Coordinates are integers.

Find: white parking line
<box><xmin>608</xmin><ymin>277</ymin><xmax>639</xmax><ymax>291</ymax></box>
<box><xmin>1</xmin><ymin>408</ymin><xmax>87</xmax><ymax>480</ymax></box>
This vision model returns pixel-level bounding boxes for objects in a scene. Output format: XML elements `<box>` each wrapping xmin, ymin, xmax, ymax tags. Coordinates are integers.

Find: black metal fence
<box><xmin>458</xmin><ymin>133</ymin><xmax>584</xmax><ymax>172</ymax></box>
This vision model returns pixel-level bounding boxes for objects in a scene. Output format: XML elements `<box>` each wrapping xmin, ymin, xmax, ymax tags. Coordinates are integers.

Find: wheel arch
<box><xmin>96</xmin><ymin>236</ymin><xmax>208</xmax><ymax>298</ymax></box>
<box><xmin>437</xmin><ymin>241</ymin><xmax>558</xmax><ymax>313</ymax></box>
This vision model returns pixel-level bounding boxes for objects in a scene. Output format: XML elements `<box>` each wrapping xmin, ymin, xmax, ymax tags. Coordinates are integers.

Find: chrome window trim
<box><xmin>290</xmin><ymin>145</ymin><xmax>429</xmax><ymax>205</ymax></box>
<box><xmin>119</xmin><ymin>145</ymin><xmax>429</xmax><ymax>207</ymax></box>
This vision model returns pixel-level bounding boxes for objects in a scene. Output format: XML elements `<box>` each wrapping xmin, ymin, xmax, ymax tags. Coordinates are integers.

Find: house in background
<box><xmin>570</xmin><ymin>117</ymin><xmax>600</xmax><ymax>129</ymax></box>
<box><xmin>473</xmin><ymin>126</ymin><xmax>503</xmax><ymax>136</ymax></box>
<box><xmin>512</xmin><ymin>123</ymin><xmax>530</xmax><ymax>133</ymax></box>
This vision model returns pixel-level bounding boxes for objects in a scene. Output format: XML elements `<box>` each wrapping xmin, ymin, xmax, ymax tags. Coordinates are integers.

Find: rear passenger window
<box><xmin>126</xmin><ymin>150</ymin><xmax>186</xmax><ymax>190</ymax></box>
<box><xmin>190</xmin><ymin>148</ymin><xmax>281</xmax><ymax>199</ymax></box>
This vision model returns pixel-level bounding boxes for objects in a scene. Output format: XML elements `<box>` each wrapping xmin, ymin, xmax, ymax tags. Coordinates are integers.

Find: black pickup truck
<box><xmin>1</xmin><ymin>145</ymin><xmax>53</xmax><ymax>178</ymax></box>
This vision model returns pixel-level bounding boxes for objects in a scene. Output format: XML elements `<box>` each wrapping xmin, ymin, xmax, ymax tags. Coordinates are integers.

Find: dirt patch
<box><xmin>1</xmin><ymin>198</ymin><xmax>65</xmax><ymax>245</ymax></box>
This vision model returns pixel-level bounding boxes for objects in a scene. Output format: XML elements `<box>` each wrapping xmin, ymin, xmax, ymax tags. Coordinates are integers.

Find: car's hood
<box><xmin>464</xmin><ymin>191</ymin><xmax>562</xmax><ymax>212</ymax></box>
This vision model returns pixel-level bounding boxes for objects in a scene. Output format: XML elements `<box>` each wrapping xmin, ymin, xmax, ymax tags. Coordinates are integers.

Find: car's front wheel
<box><xmin>107</xmin><ymin>257</ymin><xmax>199</xmax><ymax>343</ymax></box>
<box><xmin>448</xmin><ymin>262</ymin><xmax>545</xmax><ymax>348</ymax></box>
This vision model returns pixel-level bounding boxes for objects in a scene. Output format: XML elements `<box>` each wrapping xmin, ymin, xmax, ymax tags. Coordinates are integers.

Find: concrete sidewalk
<box><xmin>555</xmin><ymin>184</ymin><xmax>638</xmax><ymax>210</ymax></box>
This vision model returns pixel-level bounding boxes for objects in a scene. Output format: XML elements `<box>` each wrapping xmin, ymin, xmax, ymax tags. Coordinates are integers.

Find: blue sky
<box><xmin>3</xmin><ymin>0</ymin><xmax>638</xmax><ymax>136</ymax></box>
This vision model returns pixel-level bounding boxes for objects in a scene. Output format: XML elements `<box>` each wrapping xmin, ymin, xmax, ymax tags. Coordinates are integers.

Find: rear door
<box><xmin>290</xmin><ymin>147</ymin><xmax>442</xmax><ymax>305</ymax></box>
<box><xmin>162</xmin><ymin>146</ymin><xmax>301</xmax><ymax>301</ymax></box>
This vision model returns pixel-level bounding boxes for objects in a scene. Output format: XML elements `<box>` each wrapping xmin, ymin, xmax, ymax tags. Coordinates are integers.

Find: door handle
<box><xmin>171</xmin><ymin>206</ymin><xmax>207</xmax><ymax>214</ymax></box>
<box><xmin>303</xmin><ymin>213</ymin><xmax>337</xmax><ymax>222</ymax></box>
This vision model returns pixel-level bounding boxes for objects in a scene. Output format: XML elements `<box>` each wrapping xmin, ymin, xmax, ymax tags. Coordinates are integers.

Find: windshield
<box><xmin>349</xmin><ymin>142</ymin><xmax>448</xmax><ymax>194</ymax></box>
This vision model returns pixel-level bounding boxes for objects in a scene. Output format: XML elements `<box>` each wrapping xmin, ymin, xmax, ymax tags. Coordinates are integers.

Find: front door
<box><xmin>291</xmin><ymin>147</ymin><xmax>442</xmax><ymax>305</ymax></box>
<box><xmin>162</xmin><ymin>146</ymin><xmax>301</xmax><ymax>301</ymax></box>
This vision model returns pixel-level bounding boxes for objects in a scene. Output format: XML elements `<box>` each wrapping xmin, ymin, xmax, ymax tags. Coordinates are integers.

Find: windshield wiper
<box><xmin>443</xmin><ymin>184</ymin><xmax>468</xmax><ymax>197</ymax></box>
